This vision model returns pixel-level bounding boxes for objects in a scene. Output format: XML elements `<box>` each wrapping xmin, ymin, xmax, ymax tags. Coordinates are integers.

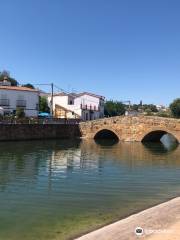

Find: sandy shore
<box><xmin>147</xmin><ymin>220</ymin><xmax>180</xmax><ymax>240</ymax></box>
<box><xmin>75</xmin><ymin>197</ymin><xmax>180</xmax><ymax>240</ymax></box>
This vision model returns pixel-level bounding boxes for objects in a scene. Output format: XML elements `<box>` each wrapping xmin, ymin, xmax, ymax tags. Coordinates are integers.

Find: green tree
<box><xmin>145</xmin><ymin>108</ymin><xmax>153</xmax><ymax>116</ymax></box>
<box><xmin>0</xmin><ymin>70</ymin><xmax>19</xmax><ymax>86</ymax></box>
<box><xmin>170</xmin><ymin>98</ymin><xmax>180</xmax><ymax>118</ymax></box>
<box><xmin>16</xmin><ymin>108</ymin><xmax>25</xmax><ymax>118</ymax></box>
<box><xmin>22</xmin><ymin>83</ymin><xmax>35</xmax><ymax>89</ymax></box>
<box><xmin>104</xmin><ymin>100</ymin><xmax>125</xmax><ymax>117</ymax></box>
<box><xmin>157</xmin><ymin>111</ymin><xmax>171</xmax><ymax>118</ymax></box>
<box><xmin>39</xmin><ymin>96</ymin><xmax>50</xmax><ymax>113</ymax></box>
<box><xmin>142</xmin><ymin>104</ymin><xmax>158</xmax><ymax>112</ymax></box>
<box><xmin>131</xmin><ymin>104</ymin><xmax>139</xmax><ymax>111</ymax></box>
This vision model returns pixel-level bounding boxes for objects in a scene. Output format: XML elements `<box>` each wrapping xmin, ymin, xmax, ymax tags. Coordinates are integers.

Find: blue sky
<box><xmin>0</xmin><ymin>0</ymin><xmax>179</xmax><ymax>105</ymax></box>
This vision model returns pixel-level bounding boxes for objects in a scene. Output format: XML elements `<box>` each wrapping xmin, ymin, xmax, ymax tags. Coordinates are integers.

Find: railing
<box><xmin>16</xmin><ymin>100</ymin><xmax>26</xmax><ymax>107</ymax></box>
<box><xmin>80</xmin><ymin>104</ymin><xmax>100</xmax><ymax>111</ymax></box>
<box><xmin>0</xmin><ymin>99</ymin><xmax>10</xmax><ymax>106</ymax></box>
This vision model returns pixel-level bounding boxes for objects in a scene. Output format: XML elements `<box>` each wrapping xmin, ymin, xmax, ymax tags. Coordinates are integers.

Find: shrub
<box><xmin>169</xmin><ymin>98</ymin><xmax>180</xmax><ymax>118</ymax></box>
<box><xmin>16</xmin><ymin>108</ymin><xmax>25</xmax><ymax>118</ymax></box>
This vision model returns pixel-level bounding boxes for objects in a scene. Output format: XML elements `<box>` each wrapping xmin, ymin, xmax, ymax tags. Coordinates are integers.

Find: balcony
<box><xmin>80</xmin><ymin>104</ymin><xmax>100</xmax><ymax>111</ymax></box>
<box><xmin>16</xmin><ymin>100</ymin><xmax>26</xmax><ymax>107</ymax></box>
<box><xmin>0</xmin><ymin>99</ymin><xmax>10</xmax><ymax>106</ymax></box>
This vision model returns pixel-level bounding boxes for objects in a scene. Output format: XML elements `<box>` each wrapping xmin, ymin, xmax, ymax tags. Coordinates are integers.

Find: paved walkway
<box><xmin>75</xmin><ymin>197</ymin><xmax>180</xmax><ymax>240</ymax></box>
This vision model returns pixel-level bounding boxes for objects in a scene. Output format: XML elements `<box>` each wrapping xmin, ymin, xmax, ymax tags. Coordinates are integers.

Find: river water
<box><xmin>0</xmin><ymin>139</ymin><xmax>180</xmax><ymax>240</ymax></box>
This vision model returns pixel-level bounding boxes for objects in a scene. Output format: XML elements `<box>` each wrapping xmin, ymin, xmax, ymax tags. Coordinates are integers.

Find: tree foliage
<box><xmin>131</xmin><ymin>104</ymin><xmax>139</xmax><ymax>111</ymax></box>
<box><xmin>104</xmin><ymin>100</ymin><xmax>159</xmax><ymax>117</ymax></box>
<box><xmin>16</xmin><ymin>108</ymin><xmax>25</xmax><ymax>118</ymax></box>
<box><xmin>0</xmin><ymin>70</ymin><xmax>19</xmax><ymax>86</ymax></box>
<box><xmin>142</xmin><ymin>104</ymin><xmax>158</xmax><ymax>112</ymax></box>
<box><xmin>131</xmin><ymin>103</ymin><xmax>158</xmax><ymax>113</ymax></box>
<box><xmin>39</xmin><ymin>96</ymin><xmax>50</xmax><ymax>113</ymax></box>
<box><xmin>170</xmin><ymin>98</ymin><xmax>180</xmax><ymax>118</ymax></box>
<box><xmin>22</xmin><ymin>83</ymin><xmax>35</xmax><ymax>89</ymax></box>
<box><xmin>104</xmin><ymin>100</ymin><xmax>126</xmax><ymax>117</ymax></box>
<box><xmin>157</xmin><ymin>110</ymin><xmax>171</xmax><ymax>118</ymax></box>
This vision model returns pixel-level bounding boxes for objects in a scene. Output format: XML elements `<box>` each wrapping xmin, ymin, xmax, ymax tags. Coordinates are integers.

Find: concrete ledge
<box><xmin>75</xmin><ymin>197</ymin><xmax>180</xmax><ymax>240</ymax></box>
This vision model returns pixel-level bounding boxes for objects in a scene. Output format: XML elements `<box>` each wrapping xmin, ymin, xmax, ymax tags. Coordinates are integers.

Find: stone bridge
<box><xmin>79</xmin><ymin>116</ymin><xmax>180</xmax><ymax>143</ymax></box>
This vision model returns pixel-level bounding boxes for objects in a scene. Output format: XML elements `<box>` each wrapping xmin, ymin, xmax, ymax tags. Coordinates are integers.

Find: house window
<box><xmin>18</xmin><ymin>94</ymin><xmax>25</xmax><ymax>100</ymax></box>
<box><xmin>68</xmin><ymin>99</ymin><xmax>74</xmax><ymax>105</ymax></box>
<box><xmin>68</xmin><ymin>96</ymin><xmax>74</xmax><ymax>105</ymax></box>
<box><xmin>16</xmin><ymin>95</ymin><xmax>26</xmax><ymax>107</ymax></box>
<box><xmin>1</xmin><ymin>93</ymin><xmax>7</xmax><ymax>99</ymax></box>
<box><xmin>36</xmin><ymin>104</ymin><xmax>39</xmax><ymax>111</ymax></box>
<box><xmin>99</xmin><ymin>100</ymin><xmax>104</xmax><ymax>107</ymax></box>
<box><xmin>0</xmin><ymin>93</ymin><xmax>9</xmax><ymax>106</ymax></box>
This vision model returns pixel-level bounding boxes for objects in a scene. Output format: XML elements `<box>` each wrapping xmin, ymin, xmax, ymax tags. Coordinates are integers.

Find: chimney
<box><xmin>2</xmin><ymin>76</ymin><xmax>11</xmax><ymax>86</ymax></box>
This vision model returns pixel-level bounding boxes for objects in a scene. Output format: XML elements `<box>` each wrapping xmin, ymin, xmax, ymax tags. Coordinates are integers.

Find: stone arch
<box><xmin>141</xmin><ymin>130</ymin><xmax>179</xmax><ymax>143</ymax></box>
<box><xmin>94</xmin><ymin>128</ymin><xmax>119</xmax><ymax>140</ymax></box>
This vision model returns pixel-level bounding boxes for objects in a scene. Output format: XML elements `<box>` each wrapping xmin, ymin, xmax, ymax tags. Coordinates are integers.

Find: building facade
<box><xmin>0</xmin><ymin>84</ymin><xmax>39</xmax><ymax>117</ymax></box>
<box><xmin>48</xmin><ymin>92</ymin><xmax>105</xmax><ymax>121</ymax></box>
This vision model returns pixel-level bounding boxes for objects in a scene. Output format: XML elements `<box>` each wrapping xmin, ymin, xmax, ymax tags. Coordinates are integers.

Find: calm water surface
<box><xmin>0</xmin><ymin>139</ymin><xmax>180</xmax><ymax>240</ymax></box>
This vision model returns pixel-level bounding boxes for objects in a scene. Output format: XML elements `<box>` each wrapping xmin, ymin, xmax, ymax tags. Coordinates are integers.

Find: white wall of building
<box><xmin>0</xmin><ymin>88</ymin><xmax>39</xmax><ymax>117</ymax></box>
<box><xmin>48</xmin><ymin>94</ymin><xmax>82</xmax><ymax>117</ymax></box>
<box><xmin>75</xmin><ymin>94</ymin><xmax>104</xmax><ymax>119</ymax></box>
<box><xmin>49</xmin><ymin>92</ymin><xmax>105</xmax><ymax>121</ymax></box>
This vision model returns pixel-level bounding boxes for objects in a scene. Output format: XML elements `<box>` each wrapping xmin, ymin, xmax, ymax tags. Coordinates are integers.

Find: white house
<box><xmin>156</xmin><ymin>104</ymin><xmax>168</xmax><ymax>112</ymax></box>
<box><xmin>48</xmin><ymin>92</ymin><xmax>105</xmax><ymax>121</ymax></box>
<box><xmin>0</xmin><ymin>79</ymin><xmax>39</xmax><ymax>117</ymax></box>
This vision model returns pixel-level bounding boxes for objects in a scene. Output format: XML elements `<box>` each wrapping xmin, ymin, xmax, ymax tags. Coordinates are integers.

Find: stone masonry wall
<box><xmin>0</xmin><ymin>124</ymin><xmax>81</xmax><ymax>141</ymax></box>
<box><xmin>79</xmin><ymin>116</ymin><xmax>180</xmax><ymax>143</ymax></box>
<box><xmin>1</xmin><ymin>116</ymin><xmax>179</xmax><ymax>142</ymax></box>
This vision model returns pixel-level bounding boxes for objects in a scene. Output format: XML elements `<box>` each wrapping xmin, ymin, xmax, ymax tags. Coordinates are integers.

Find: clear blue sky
<box><xmin>0</xmin><ymin>0</ymin><xmax>179</xmax><ymax>105</ymax></box>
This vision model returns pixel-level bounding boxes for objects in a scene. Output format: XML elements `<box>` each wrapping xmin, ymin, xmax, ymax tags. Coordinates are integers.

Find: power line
<box><xmin>34</xmin><ymin>82</ymin><xmax>105</xmax><ymax>106</ymax></box>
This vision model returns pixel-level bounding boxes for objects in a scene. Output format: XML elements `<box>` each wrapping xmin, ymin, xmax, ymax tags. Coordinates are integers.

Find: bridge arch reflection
<box><xmin>141</xmin><ymin>130</ymin><xmax>178</xmax><ymax>143</ymax></box>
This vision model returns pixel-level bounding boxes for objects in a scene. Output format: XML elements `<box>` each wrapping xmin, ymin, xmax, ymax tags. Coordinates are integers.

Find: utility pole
<box><xmin>51</xmin><ymin>83</ymin><xmax>54</xmax><ymax>117</ymax></box>
<box><xmin>128</xmin><ymin>100</ymin><xmax>131</xmax><ymax>110</ymax></box>
<box><xmin>122</xmin><ymin>100</ymin><xmax>131</xmax><ymax>110</ymax></box>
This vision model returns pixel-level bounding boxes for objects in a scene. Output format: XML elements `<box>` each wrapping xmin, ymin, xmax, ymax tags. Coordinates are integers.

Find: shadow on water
<box><xmin>95</xmin><ymin>131</ymin><xmax>179</xmax><ymax>153</ymax></box>
<box><xmin>95</xmin><ymin>138</ymin><xmax>119</xmax><ymax>146</ymax></box>
<box><xmin>143</xmin><ymin>133</ymin><xmax>178</xmax><ymax>154</ymax></box>
<box><xmin>0</xmin><ymin>138</ymin><xmax>81</xmax><ymax>155</ymax></box>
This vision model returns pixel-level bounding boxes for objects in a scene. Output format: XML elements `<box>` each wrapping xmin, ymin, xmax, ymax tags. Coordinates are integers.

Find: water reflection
<box><xmin>0</xmin><ymin>139</ymin><xmax>180</xmax><ymax>240</ymax></box>
<box><xmin>0</xmin><ymin>139</ymin><xmax>180</xmax><ymax>185</ymax></box>
<box><xmin>143</xmin><ymin>142</ymin><xmax>178</xmax><ymax>154</ymax></box>
<box><xmin>142</xmin><ymin>134</ymin><xmax>178</xmax><ymax>154</ymax></box>
<box><xmin>95</xmin><ymin>138</ymin><xmax>119</xmax><ymax>146</ymax></box>
<box><xmin>161</xmin><ymin>133</ymin><xmax>178</xmax><ymax>150</ymax></box>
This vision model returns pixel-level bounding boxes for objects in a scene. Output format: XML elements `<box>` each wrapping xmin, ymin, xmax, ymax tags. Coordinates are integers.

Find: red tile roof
<box><xmin>76</xmin><ymin>92</ymin><xmax>105</xmax><ymax>99</ymax></box>
<box><xmin>0</xmin><ymin>86</ymin><xmax>39</xmax><ymax>92</ymax></box>
<box><xmin>53</xmin><ymin>91</ymin><xmax>105</xmax><ymax>99</ymax></box>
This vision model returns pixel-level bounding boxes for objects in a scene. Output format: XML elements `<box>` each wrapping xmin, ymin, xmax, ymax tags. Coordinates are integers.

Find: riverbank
<box><xmin>75</xmin><ymin>197</ymin><xmax>180</xmax><ymax>240</ymax></box>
